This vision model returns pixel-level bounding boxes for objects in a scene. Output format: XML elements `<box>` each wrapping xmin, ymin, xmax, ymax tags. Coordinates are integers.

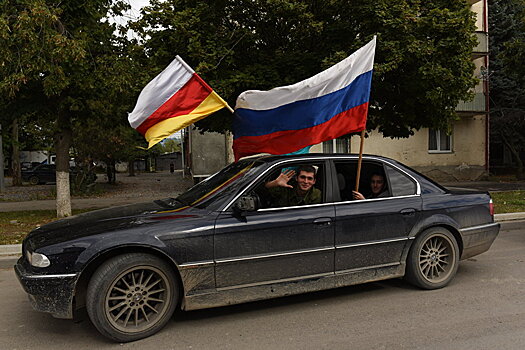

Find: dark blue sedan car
<box><xmin>21</xmin><ymin>164</ymin><xmax>58</xmax><ymax>185</ymax></box>
<box><xmin>15</xmin><ymin>154</ymin><xmax>500</xmax><ymax>342</ymax></box>
<box><xmin>21</xmin><ymin>164</ymin><xmax>96</xmax><ymax>185</ymax></box>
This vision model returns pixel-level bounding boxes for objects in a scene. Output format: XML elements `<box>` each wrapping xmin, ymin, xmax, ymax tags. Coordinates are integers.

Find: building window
<box><xmin>428</xmin><ymin>129</ymin><xmax>452</xmax><ymax>153</ymax></box>
<box><xmin>323</xmin><ymin>138</ymin><xmax>349</xmax><ymax>153</ymax></box>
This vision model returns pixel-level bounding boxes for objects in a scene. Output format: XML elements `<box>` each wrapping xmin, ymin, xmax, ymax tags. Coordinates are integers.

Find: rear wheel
<box><xmin>405</xmin><ymin>227</ymin><xmax>459</xmax><ymax>289</ymax></box>
<box><xmin>86</xmin><ymin>253</ymin><xmax>178</xmax><ymax>342</ymax></box>
<box><xmin>29</xmin><ymin>176</ymin><xmax>39</xmax><ymax>185</ymax></box>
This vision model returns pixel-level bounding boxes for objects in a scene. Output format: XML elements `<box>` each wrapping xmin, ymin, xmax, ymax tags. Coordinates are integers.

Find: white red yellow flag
<box><xmin>129</xmin><ymin>56</ymin><xmax>230</xmax><ymax>148</ymax></box>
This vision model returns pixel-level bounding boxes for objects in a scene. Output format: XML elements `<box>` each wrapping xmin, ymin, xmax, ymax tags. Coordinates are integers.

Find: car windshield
<box><xmin>175</xmin><ymin>159</ymin><xmax>265</xmax><ymax>209</ymax></box>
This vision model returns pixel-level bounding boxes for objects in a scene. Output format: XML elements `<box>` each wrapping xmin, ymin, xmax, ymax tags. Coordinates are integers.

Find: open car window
<box><xmin>251</xmin><ymin>161</ymin><xmax>326</xmax><ymax>209</ymax></box>
<box><xmin>334</xmin><ymin>160</ymin><xmax>419</xmax><ymax>201</ymax></box>
<box><xmin>334</xmin><ymin>160</ymin><xmax>389</xmax><ymax>201</ymax></box>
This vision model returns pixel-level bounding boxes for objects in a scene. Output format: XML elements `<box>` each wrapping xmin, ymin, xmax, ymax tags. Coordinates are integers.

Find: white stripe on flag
<box><xmin>128</xmin><ymin>56</ymin><xmax>195</xmax><ymax>129</ymax></box>
<box><xmin>235</xmin><ymin>36</ymin><xmax>376</xmax><ymax>111</ymax></box>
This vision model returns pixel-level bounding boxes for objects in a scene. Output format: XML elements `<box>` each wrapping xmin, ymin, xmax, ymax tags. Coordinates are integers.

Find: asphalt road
<box><xmin>1</xmin><ymin>221</ymin><xmax>524</xmax><ymax>350</ymax></box>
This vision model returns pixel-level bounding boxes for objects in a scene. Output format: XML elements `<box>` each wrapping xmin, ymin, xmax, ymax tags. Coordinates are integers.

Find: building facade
<box><xmin>312</xmin><ymin>0</ymin><xmax>490</xmax><ymax>182</ymax></box>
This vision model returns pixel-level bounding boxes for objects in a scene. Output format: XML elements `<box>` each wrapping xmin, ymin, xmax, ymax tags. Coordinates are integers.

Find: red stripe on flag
<box><xmin>136</xmin><ymin>74</ymin><xmax>212</xmax><ymax>135</ymax></box>
<box><xmin>233</xmin><ymin>103</ymin><xmax>368</xmax><ymax>161</ymax></box>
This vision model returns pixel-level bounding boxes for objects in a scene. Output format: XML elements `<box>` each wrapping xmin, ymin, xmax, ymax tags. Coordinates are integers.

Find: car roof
<box><xmin>243</xmin><ymin>153</ymin><xmax>397</xmax><ymax>163</ymax></box>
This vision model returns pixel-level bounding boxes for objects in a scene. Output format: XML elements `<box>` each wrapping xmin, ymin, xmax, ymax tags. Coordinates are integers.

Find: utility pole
<box><xmin>0</xmin><ymin>123</ymin><xmax>4</xmax><ymax>192</ymax></box>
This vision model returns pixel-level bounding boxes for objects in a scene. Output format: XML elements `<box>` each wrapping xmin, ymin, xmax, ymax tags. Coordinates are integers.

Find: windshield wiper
<box><xmin>154</xmin><ymin>198</ymin><xmax>186</xmax><ymax>209</ymax></box>
<box><xmin>169</xmin><ymin>197</ymin><xmax>187</xmax><ymax>206</ymax></box>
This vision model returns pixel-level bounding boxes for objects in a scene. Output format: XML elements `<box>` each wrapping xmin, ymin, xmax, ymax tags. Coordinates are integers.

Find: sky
<box><xmin>127</xmin><ymin>0</ymin><xmax>151</xmax><ymax>19</ymax></box>
<box><xmin>110</xmin><ymin>0</ymin><xmax>150</xmax><ymax>27</ymax></box>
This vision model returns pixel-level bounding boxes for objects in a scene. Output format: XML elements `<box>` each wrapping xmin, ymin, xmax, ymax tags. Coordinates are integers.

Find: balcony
<box><xmin>473</xmin><ymin>31</ymin><xmax>489</xmax><ymax>58</ymax></box>
<box><xmin>456</xmin><ymin>92</ymin><xmax>487</xmax><ymax>114</ymax></box>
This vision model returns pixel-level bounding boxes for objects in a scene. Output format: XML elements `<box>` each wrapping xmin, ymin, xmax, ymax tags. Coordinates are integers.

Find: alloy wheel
<box><xmin>418</xmin><ymin>233</ymin><xmax>456</xmax><ymax>284</ymax></box>
<box><xmin>104</xmin><ymin>265</ymin><xmax>172</xmax><ymax>333</ymax></box>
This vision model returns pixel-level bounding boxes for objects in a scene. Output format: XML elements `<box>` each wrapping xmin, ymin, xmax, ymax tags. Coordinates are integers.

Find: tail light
<box><xmin>489</xmin><ymin>199</ymin><xmax>494</xmax><ymax>217</ymax></box>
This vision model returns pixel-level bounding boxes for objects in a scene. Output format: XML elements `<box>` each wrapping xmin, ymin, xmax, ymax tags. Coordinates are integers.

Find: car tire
<box><xmin>86</xmin><ymin>253</ymin><xmax>179</xmax><ymax>342</ymax></box>
<box><xmin>29</xmin><ymin>176</ymin><xmax>39</xmax><ymax>185</ymax></box>
<box><xmin>405</xmin><ymin>227</ymin><xmax>459</xmax><ymax>290</ymax></box>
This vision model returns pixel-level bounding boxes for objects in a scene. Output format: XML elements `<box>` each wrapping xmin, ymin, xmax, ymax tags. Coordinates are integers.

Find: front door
<box><xmin>214</xmin><ymin>160</ymin><xmax>335</xmax><ymax>289</ymax></box>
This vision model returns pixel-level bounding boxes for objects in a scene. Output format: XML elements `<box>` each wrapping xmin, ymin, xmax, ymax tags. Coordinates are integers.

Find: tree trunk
<box><xmin>128</xmin><ymin>159</ymin><xmax>135</xmax><ymax>176</ymax></box>
<box><xmin>110</xmin><ymin>159</ymin><xmax>117</xmax><ymax>183</ymax></box>
<box><xmin>0</xmin><ymin>123</ymin><xmax>5</xmax><ymax>192</ymax></box>
<box><xmin>501</xmin><ymin>134</ymin><xmax>524</xmax><ymax>180</ymax></box>
<box><xmin>11</xmin><ymin>119</ymin><xmax>22</xmax><ymax>186</ymax></box>
<box><xmin>106</xmin><ymin>162</ymin><xmax>112</xmax><ymax>183</ymax></box>
<box><xmin>55</xmin><ymin>115</ymin><xmax>72</xmax><ymax>218</ymax></box>
<box><xmin>106</xmin><ymin>157</ymin><xmax>116</xmax><ymax>184</ymax></box>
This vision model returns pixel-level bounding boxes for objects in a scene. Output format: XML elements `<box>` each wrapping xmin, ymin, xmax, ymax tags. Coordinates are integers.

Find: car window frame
<box><xmin>222</xmin><ymin>158</ymin><xmax>334</xmax><ymax>212</ymax></box>
<box><xmin>222</xmin><ymin>155</ymin><xmax>422</xmax><ymax>212</ymax></box>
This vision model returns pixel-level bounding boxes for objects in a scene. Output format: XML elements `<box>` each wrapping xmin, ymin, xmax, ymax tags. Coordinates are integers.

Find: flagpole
<box><xmin>355</xmin><ymin>129</ymin><xmax>365</xmax><ymax>192</ymax></box>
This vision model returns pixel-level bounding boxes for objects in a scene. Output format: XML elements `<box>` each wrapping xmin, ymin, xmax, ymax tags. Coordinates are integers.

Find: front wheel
<box><xmin>86</xmin><ymin>253</ymin><xmax>178</xmax><ymax>342</ymax></box>
<box><xmin>405</xmin><ymin>227</ymin><xmax>459</xmax><ymax>289</ymax></box>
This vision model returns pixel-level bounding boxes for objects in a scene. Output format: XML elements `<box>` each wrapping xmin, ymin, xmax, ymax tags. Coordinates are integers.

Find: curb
<box><xmin>2</xmin><ymin>213</ymin><xmax>524</xmax><ymax>269</ymax></box>
<box><xmin>0</xmin><ymin>244</ymin><xmax>21</xmax><ymax>257</ymax></box>
<box><xmin>494</xmin><ymin>212</ymin><xmax>525</xmax><ymax>222</ymax></box>
<box><xmin>0</xmin><ymin>244</ymin><xmax>21</xmax><ymax>269</ymax></box>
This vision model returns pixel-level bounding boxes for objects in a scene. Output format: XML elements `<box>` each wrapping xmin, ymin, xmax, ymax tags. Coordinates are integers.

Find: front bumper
<box><xmin>460</xmin><ymin>222</ymin><xmax>501</xmax><ymax>260</ymax></box>
<box><xmin>14</xmin><ymin>258</ymin><xmax>79</xmax><ymax>319</ymax></box>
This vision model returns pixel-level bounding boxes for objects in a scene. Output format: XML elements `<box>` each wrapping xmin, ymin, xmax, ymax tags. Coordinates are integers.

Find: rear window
<box><xmin>385</xmin><ymin>165</ymin><xmax>416</xmax><ymax>196</ymax></box>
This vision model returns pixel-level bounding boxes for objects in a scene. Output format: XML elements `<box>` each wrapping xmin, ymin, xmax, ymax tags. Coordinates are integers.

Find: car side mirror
<box><xmin>234</xmin><ymin>194</ymin><xmax>259</xmax><ymax>214</ymax></box>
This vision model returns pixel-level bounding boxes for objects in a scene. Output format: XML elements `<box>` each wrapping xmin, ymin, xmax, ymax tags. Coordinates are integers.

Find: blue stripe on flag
<box><xmin>234</xmin><ymin>70</ymin><xmax>372</xmax><ymax>139</ymax></box>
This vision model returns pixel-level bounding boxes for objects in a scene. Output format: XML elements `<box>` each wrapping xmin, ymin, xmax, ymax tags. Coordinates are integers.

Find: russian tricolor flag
<box><xmin>233</xmin><ymin>37</ymin><xmax>376</xmax><ymax>161</ymax></box>
<box><xmin>129</xmin><ymin>56</ymin><xmax>230</xmax><ymax>148</ymax></box>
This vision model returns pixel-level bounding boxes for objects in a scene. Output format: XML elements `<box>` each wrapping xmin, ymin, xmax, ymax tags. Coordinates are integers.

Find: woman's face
<box><xmin>370</xmin><ymin>175</ymin><xmax>385</xmax><ymax>195</ymax></box>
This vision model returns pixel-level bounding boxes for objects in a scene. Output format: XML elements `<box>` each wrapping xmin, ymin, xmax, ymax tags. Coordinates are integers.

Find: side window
<box><xmin>385</xmin><ymin>166</ymin><xmax>416</xmax><ymax>196</ymax></box>
<box><xmin>253</xmin><ymin>162</ymin><xmax>325</xmax><ymax>209</ymax></box>
<box><xmin>334</xmin><ymin>160</ymin><xmax>388</xmax><ymax>201</ymax></box>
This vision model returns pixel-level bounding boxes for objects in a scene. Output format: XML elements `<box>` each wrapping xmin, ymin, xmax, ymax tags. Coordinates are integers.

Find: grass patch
<box><xmin>490</xmin><ymin>190</ymin><xmax>525</xmax><ymax>214</ymax></box>
<box><xmin>0</xmin><ymin>209</ymin><xmax>95</xmax><ymax>245</ymax></box>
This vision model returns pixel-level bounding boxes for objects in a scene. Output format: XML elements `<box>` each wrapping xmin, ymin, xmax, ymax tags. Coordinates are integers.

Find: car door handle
<box><xmin>313</xmin><ymin>217</ymin><xmax>332</xmax><ymax>225</ymax></box>
<box><xmin>400</xmin><ymin>208</ymin><xmax>416</xmax><ymax>215</ymax></box>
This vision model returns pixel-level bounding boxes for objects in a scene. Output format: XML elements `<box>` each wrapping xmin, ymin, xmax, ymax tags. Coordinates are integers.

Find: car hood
<box><xmin>24</xmin><ymin>200</ymin><xmax>210</xmax><ymax>249</ymax></box>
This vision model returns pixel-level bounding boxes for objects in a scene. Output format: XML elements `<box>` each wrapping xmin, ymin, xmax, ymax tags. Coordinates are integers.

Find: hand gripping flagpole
<box><xmin>355</xmin><ymin>129</ymin><xmax>366</xmax><ymax>192</ymax></box>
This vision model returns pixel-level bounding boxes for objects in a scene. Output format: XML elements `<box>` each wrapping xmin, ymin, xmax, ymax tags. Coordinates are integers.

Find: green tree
<box><xmin>154</xmin><ymin>138</ymin><xmax>182</xmax><ymax>154</ymax></box>
<box><xmin>73</xmin><ymin>121</ymin><xmax>148</xmax><ymax>183</ymax></box>
<box><xmin>489</xmin><ymin>0</ymin><xmax>525</xmax><ymax>179</ymax></box>
<box><xmin>0</xmin><ymin>0</ymin><xmax>137</xmax><ymax>216</ymax></box>
<box><xmin>131</xmin><ymin>0</ymin><xmax>477</xmax><ymax>137</ymax></box>
<box><xmin>0</xmin><ymin>1</ymin><xmax>84</xmax><ymax>186</ymax></box>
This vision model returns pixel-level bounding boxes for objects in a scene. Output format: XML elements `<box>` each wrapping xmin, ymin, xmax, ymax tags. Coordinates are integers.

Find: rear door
<box><xmin>333</xmin><ymin>159</ymin><xmax>422</xmax><ymax>273</ymax></box>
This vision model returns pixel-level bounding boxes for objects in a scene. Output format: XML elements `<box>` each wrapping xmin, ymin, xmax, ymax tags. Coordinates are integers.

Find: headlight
<box><xmin>26</xmin><ymin>251</ymin><xmax>51</xmax><ymax>268</ymax></box>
